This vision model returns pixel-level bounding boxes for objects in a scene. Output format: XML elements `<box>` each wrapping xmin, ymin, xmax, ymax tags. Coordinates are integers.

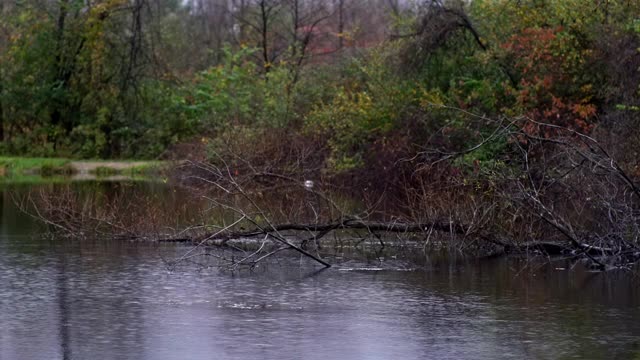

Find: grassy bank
<box><xmin>82</xmin><ymin>160</ymin><xmax>167</xmax><ymax>177</ymax></box>
<box><xmin>0</xmin><ymin>157</ymin><xmax>167</xmax><ymax>178</ymax></box>
<box><xmin>0</xmin><ymin>157</ymin><xmax>74</xmax><ymax>176</ymax></box>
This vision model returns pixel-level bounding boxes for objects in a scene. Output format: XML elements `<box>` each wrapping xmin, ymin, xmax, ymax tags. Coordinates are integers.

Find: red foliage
<box><xmin>502</xmin><ymin>27</ymin><xmax>596</xmax><ymax>136</ymax></box>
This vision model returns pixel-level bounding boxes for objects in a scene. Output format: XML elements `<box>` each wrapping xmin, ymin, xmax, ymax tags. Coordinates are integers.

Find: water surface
<box><xmin>1</xmin><ymin>182</ymin><xmax>639</xmax><ymax>360</ymax></box>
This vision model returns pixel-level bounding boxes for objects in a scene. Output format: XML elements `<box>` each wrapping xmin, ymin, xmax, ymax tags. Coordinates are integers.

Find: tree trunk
<box><xmin>338</xmin><ymin>0</ymin><xmax>344</xmax><ymax>49</ymax></box>
<box><xmin>0</xmin><ymin>79</ymin><xmax>4</xmax><ymax>142</ymax></box>
<box><xmin>260</xmin><ymin>0</ymin><xmax>270</xmax><ymax>73</ymax></box>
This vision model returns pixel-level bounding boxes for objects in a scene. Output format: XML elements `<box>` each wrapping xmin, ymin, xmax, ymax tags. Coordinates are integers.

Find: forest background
<box><xmin>1</xmin><ymin>0</ymin><xmax>637</xmax><ymax>164</ymax></box>
<box><xmin>3</xmin><ymin>0</ymin><xmax>640</xmax><ymax>259</ymax></box>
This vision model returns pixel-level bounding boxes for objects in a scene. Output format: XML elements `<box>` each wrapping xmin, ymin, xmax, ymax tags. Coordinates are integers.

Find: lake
<box><xmin>1</xmin><ymin>182</ymin><xmax>639</xmax><ymax>359</ymax></box>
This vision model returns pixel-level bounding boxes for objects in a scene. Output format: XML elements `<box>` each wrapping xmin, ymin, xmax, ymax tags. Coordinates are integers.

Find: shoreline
<box><xmin>0</xmin><ymin>157</ymin><xmax>168</xmax><ymax>178</ymax></box>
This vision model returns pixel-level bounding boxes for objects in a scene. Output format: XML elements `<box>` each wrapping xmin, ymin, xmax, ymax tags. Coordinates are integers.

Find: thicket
<box><xmin>14</xmin><ymin>0</ymin><xmax>640</xmax><ymax>268</ymax></box>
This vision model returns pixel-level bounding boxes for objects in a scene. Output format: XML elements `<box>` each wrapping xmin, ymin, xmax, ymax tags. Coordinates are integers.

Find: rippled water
<box><xmin>1</xmin><ymin>183</ymin><xmax>640</xmax><ymax>359</ymax></box>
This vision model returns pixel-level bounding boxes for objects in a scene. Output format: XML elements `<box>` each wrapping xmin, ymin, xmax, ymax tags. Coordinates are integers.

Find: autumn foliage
<box><xmin>502</xmin><ymin>27</ymin><xmax>596</xmax><ymax>137</ymax></box>
<box><xmin>0</xmin><ymin>0</ymin><xmax>638</xmax><ymax>176</ymax></box>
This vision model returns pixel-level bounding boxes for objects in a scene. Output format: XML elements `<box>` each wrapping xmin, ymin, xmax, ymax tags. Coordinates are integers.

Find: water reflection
<box><xmin>0</xmin><ymin>183</ymin><xmax>639</xmax><ymax>359</ymax></box>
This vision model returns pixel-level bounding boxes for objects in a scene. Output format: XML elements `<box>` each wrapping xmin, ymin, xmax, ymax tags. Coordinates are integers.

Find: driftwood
<box><xmin>199</xmin><ymin>219</ymin><xmax>467</xmax><ymax>241</ymax></box>
<box><xmin>158</xmin><ymin>218</ymin><xmax>475</xmax><ymax>244</ymax></box>
<box><xmin>155</xmin><ymin>218</ymin><xmax>486</xmax><ymax>268</ymax></box>
<box><xmin>157</xmin><ymin>217</ymin><xmax>640</xmax><ymax>271</ymax></box>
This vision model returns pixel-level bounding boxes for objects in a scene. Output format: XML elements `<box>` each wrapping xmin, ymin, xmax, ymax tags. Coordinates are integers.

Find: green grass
<box><xmin>0</xmin><ymin>157</ymin><xmax>169</xmax><ymax>182</ymax></box>
<box><xmin>87</xmin><ymin>161</ymin><xmax>167</xmax><ymax>177</ymax></box>
<box><xmin>126</xmin><ymin>161</ymin><xmax>167</xmax><ymax>175</ymax></box>
<box><xmin>0</xmin><ymin>156</ymin><xmax>73</xmax><ymax>176</ymax></box>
